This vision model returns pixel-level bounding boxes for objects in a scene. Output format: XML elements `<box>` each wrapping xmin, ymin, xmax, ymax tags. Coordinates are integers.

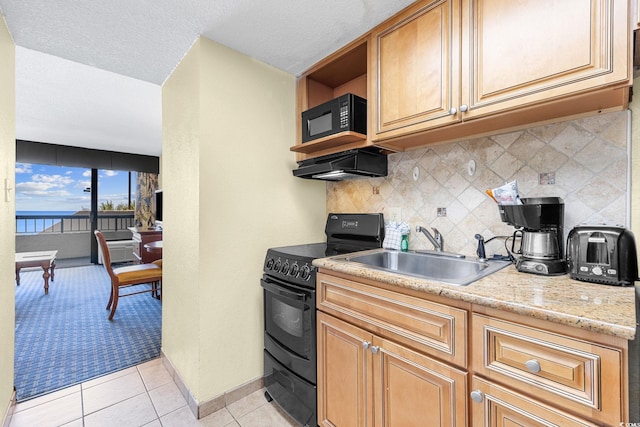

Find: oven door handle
<box><xmin>261</xmin><ymin>280</ymin><xmax>307</xmax><ymax>302</ymax></box>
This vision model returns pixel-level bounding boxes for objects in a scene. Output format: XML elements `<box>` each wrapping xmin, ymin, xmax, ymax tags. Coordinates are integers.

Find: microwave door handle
<box><xmin>261</xmin><ymin>280</ymin><xmax>307</xmax><ymax>302</ymax></box>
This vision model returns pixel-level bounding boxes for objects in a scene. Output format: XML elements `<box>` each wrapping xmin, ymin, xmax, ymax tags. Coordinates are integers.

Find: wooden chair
<box><xmin>94</xmin><ymin>230</ymin><xmax>162</xmax><ymax>320</ymax></box>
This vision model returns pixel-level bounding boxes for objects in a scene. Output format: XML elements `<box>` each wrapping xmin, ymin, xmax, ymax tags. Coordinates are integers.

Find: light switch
<box><xmin>4</xmin><ymin>178</ymin><xmax>12</xmax><ymax>202</ymax></box>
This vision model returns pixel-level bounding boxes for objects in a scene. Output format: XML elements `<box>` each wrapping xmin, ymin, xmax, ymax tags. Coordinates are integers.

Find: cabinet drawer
<box><xmin>318</xmin><ymin>273</ymin><xmax>467</xmax><ymax>368</ymax></box>
<box><xmin>470</xmin><ymin>377</ymin><xmax>598</xmax><ymax>427</ymax></box>
<box><xmin>472</xmin><ymin>313</ymin><xmax>623</xmax><ymax>424</ymax></box>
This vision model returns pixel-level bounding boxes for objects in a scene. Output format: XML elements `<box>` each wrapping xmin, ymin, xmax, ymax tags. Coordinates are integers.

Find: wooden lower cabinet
<box><xmin>373</xmin><ymin>336</ymin><xmax>467</xmax><ymax>427</ymax></box>
<box><xmin>471</xmin><ymin>311</ymin><xmax>626</xmax><ymax>425</ymax></box>
<box><xmin>317</xmin><ymin>312</ymin><xmax>372</xmax><ymax>427</ymax></box>
<box><xmin>317</xmin><ymin>311</ymin><xmax>467</xmax><ymax>427</ymax></box>
<box><xmin>316</xmin><ymin>272</ymin><xmax>629</xmax><ymax>427</ymax></box>
<box><xmin>470</xmin><ymin>377</ymin><xmax>598</xmax><ymax>427</ymax></box>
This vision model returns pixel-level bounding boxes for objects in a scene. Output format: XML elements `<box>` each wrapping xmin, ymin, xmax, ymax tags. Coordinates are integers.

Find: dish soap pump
<box><xmin>401</xmin><ymin>234</ymin><xmax>409</xmax><ymax>252</ymax></box>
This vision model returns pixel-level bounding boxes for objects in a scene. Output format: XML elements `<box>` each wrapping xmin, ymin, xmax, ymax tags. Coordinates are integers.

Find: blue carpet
<box><xmin>14</xmin><ymin>264</ymin><xmax>161</xmax><ymax>402</ymax></box>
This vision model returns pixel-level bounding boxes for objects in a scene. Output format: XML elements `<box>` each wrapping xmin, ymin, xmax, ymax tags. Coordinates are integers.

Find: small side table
<box><xmin>15</xmin><ymin>250</ymin><xmax>58</xmax><ymax>295</ymax></box>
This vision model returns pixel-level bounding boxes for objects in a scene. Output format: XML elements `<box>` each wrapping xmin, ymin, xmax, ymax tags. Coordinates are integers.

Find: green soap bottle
<box><xmin>400</xmin><ymin>234</ymin><xmax>408</xmax><ymax>252</ymax></box>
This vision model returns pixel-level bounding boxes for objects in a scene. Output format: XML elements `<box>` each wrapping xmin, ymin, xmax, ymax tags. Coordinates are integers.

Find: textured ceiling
<box><xmin>1</xmin><ymin>0</ymin><xmax>415</xmax><ymax>84</ymax></box>
<box><xmin>1</xmin><ymin>0</ymin><xmax>415</xmax><ymax>157</ymax></box>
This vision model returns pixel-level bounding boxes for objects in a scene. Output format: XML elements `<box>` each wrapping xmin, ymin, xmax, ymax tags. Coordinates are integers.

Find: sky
<box><xmin>15</xmin><ymin>162</ymin><xmax>135</xmax><ymax>212</ymax></box>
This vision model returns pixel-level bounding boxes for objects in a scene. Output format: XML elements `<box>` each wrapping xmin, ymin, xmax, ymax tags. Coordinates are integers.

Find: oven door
<box><xmin>261</xmin><ymin>275</ymin><xmax>315</xmax><ymax>362</ymax></box>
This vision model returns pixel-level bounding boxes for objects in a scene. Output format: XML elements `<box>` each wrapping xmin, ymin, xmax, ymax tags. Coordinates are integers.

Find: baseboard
<box><xmin>1</xmin><ymin>389</ymin><xmax>16</xmax><ymax>427</ymax></box>
<box><xmin>160</xmin><ymin>350</ymin><xmax>264</xmax><ymax>420</ymax></box>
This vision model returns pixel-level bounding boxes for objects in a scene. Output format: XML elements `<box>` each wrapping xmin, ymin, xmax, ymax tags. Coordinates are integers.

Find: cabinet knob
<box><xmin>470</xmin><ymin>390</ymin><xmax>483</xmax><ymax>403</ymax></box>
<box><xmin>370</xmin><ymin>346</ymin><xmax>379</xmax><ymax>355</ymax></box>
<box><xmin>362</xmin><ymin>341</ymin><xmax>371</xmax><ymax>350</ymax></box>
<box><xmin>525</xmin><ymin>359</ymin><xmax>542</xmax><ymax>373</ymax></box>
<box><xmin>460</xmin><ymin>104</ymin><xmax>469</xmax><ymax>112</ymax></box>
<box><xmin>449</xmin><ymin>107</ymin><xmax>457</xmax><ymax>115</ymax></box>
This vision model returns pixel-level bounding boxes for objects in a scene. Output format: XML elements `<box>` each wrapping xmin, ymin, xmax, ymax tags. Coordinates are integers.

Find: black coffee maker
<box><xmin>499</xmin><ymin>197</ymin><xmax>566</xmax><ymax>275</ymax></box>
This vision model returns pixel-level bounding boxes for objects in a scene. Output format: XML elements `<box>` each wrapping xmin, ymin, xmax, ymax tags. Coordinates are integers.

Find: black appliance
<box><xmin>292</xmin><ymin>148</ymin><xmax>387</xmax><ymax>181</ymax></box>
<box><xmin>301</xmin><ymin>93</ymin><xmax>367</xmax><ymax>143</ymax></box>
<box><xmin>566</xmin><ymin>225</ymin><xmax>639</xmax><ymax>286</ymax></box>
<box><xmin>499</xmin><ymin>197</ymin><xmax>566</xmax><ymax>275</ymax></box>
<box><xmin>262</xmin><ymin>213</ymin><xmax>384</xmax><ymax>427</ymax></box>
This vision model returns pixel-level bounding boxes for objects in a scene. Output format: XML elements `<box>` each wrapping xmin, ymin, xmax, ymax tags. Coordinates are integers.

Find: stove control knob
<box><xmin>265</xmin><ymin>258</ymin><xmax>274</xmax><ymax>270</ymax></box>
<box><xmin>290</xmin><ymin>263</ymin><xmax>300</xmax><ymax>277</ymax></box>
<box><xmin>273</xmin><ymin>259</ymin><xmax>281</xmax><ymax>272</ymax></box>
<box><xmin>592</xmin><ymin>266</ymin><xmax>603</xmax><ymax>276</ymax></box>
<box><xmin>300</xmin><ymin>265</ymin><xmax>311</xmax><ymax>280</ymax></box>
<box><xmin>281</xmin><ymin>262</ymin><xmax>290</xmax><ymax>275</ymax></box>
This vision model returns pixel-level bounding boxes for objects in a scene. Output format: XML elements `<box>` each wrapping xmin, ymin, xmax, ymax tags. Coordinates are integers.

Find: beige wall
<box><xmin>161</xmin><ymin>37</ymin><xmax>326</xmax><ymax>405</ymax></box>
<box><xmin>0</xmin><ymin>15</ymin><xmax>15</xmax><ymax>423</ymax></box>
<box><xmin>329</xmin><ymin>110</ymin><xmax>631</xmax><ymax>257</ymax></box>
<box><xmin>630</xmin><ymin>77</ymin><xmax>640</xmax><ymax>237</ymax></box>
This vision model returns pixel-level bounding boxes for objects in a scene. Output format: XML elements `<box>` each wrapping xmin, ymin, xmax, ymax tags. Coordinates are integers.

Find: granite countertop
<box><xmin>313</xmin><ymin>249</ymin><xmax>638</xmax><ymax>340</ymax></box>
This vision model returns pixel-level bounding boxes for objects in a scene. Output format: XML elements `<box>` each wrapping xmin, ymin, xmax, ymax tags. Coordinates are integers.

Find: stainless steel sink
<box><xmin>344</xmin><ymin>250</ymin><xmax>511</xmax><ymax>286</ymax></box>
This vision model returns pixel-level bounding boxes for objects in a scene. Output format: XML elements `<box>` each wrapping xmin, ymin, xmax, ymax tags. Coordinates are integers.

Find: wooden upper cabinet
<box><xmin>292</xmin><ymin>38</ymin><xmax>373</xmax><ymax>160</ymax></box>
<box><xmin>295</xmin><ymin>0</ymin><xmax>631</xmax><ymax>154</ymax></box>
<box><xmin>369</xmin><ymin>0</ymin><xmax>462</xmax><ymax>140</ymax></box>
<box><xmin>463</xmin><ymin>0</ymin><xmax>631</xmax><ymax>120</ymax></box>
<box><xmin>367</xmin><ymin>0</ymin><xmax>630</xmax><ymax>149</ymax></box>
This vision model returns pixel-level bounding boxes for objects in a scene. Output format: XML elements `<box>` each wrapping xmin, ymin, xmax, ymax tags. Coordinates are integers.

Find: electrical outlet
<box><xmin>386</xmin><ymin>207</ymin><xmax>401</xmax><ymax>223</ymax></box>
<box><xmin>539</xmin><ymin>172</ymin><xmax>555</xmax><ymax>184</ymax></box>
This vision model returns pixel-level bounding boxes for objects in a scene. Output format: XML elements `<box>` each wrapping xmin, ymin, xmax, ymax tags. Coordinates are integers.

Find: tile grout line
<box><xmin>136</xmin><ymin>365</ymin><xmax>162</xmax><ymax>425</ymax></box>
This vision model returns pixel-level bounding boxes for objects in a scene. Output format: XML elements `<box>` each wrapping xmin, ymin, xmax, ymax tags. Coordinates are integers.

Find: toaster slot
<box><xmin>585</xmin><ymin>232</ymin><xmax>610</xmax><ymax>265</ymax></box>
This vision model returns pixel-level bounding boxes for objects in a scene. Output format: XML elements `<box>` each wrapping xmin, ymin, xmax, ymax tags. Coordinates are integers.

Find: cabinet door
<box><xmin>470</xmin><ymin>377</ymin><xmax>599</xmax><ymax>427</ymax></box>
<box><xmin>373</xmin><ymin>337</ymin><xmax>467</xmax><ymax>427</ymax></box>
<box><xmin>369</xmin><ymin>0</ymin><xmax>462</xmax><ymax>140</ymax></box>
<box><xmin>463</xmin><ymin>0</ymin><xmax>630</xmax><ymax>120</ymax></box>
<box><xmin>317</xmin><ymin>312</ymin><xmax>373</xmax><ymax>427</ymax></box>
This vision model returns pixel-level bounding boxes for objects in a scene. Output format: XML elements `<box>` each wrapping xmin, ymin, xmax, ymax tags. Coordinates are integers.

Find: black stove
<box><xmin>261</xmin><ymin>213</ymin><xmax>384</xmax><ymax>427</ymax></box>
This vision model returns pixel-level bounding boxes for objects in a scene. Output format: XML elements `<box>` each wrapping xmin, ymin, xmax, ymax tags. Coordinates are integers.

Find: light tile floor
<box><xmin>9</xmin><ymin>358</ymin><xmax>299</xmax><ymax>427</ymax></box>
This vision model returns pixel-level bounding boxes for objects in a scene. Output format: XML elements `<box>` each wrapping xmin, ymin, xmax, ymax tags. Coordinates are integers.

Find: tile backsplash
<box><xmin>327</xmin><ymin>110</ymin><xmax>629</xmax><ymax>257</ymax></box>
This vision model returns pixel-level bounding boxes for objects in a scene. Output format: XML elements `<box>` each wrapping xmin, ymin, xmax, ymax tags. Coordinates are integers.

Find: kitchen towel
<box><xmin>383</xmin><ymin>221</ymin><xmax>411</xmax><ymax>250</ymax></box>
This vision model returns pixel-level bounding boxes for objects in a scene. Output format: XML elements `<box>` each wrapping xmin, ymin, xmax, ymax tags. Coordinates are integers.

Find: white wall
<box><xmin>161</xmin><ymin>37</ymin><xmax>326</xmax><ymax>404</ymax></box>
<box><xmin>0</xmin><ymin>14</ymin><xmax>15</xmax><ymax>423</ymax></box>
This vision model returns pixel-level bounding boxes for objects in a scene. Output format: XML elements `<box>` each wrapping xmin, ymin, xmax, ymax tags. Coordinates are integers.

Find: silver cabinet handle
<box><xmin>460</xmin><ymin>104</ymin><xmax>468</xmax><ymax>112</ymax></box>
<box><xmin>525</xmin><ymin>359</ymin><xmax>542</xmax><ymax>373</ymax></box>
<box><xmin>470</xmin><ymin>390</ymin><xmax>483</xmax><ymax>403</ymax></box>
<box><xmin>449</xmin><ymin>107</ymin><xmax>457</xmax><ymax>115</ymax></box>
<box><xmin>370</xmin><ymin>346</ymin><xmax>379</xmax><ymax>355</ymax></box>
<box><xmin>362</xmin><ymin>341</ymin><xmax>371</xmax><ymax>350</ymax></box>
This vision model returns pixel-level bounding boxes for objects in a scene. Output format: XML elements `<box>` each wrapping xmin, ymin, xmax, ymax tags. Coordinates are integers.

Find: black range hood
<box><xmin>293</xmin><ymin>149</ymin><xmax>388</xmax><ymax>181</ymax></box>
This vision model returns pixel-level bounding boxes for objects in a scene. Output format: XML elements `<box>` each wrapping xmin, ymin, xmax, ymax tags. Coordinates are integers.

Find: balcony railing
<box><xmin>16</xmin><ymin>213</ymin><xmax>135</xmax><ymax>234</ymax></box>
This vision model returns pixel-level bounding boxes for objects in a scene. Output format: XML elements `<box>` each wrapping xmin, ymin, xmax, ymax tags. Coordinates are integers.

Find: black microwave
<box><xmin>301</xmin><ymin>93</ymin><xmax>367</xmax><ymax>143</ymax></box>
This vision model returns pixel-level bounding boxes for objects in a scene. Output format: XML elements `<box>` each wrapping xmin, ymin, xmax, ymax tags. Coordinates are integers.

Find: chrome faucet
<box><xmin>416</xmin><ymin>226</ymin><xmax>443</xmax><ymax>251</ymax></box>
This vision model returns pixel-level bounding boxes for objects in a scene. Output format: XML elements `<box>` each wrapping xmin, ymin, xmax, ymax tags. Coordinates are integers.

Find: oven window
<box><xmin>272</xmin><ymin>298</ymin><xmax>304</xmax><ymax>337</ymax></box>
<box><xmin>263</xmin><ymin>280</ymin><xmax>314</xmax><ymax>359</ymax></box>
